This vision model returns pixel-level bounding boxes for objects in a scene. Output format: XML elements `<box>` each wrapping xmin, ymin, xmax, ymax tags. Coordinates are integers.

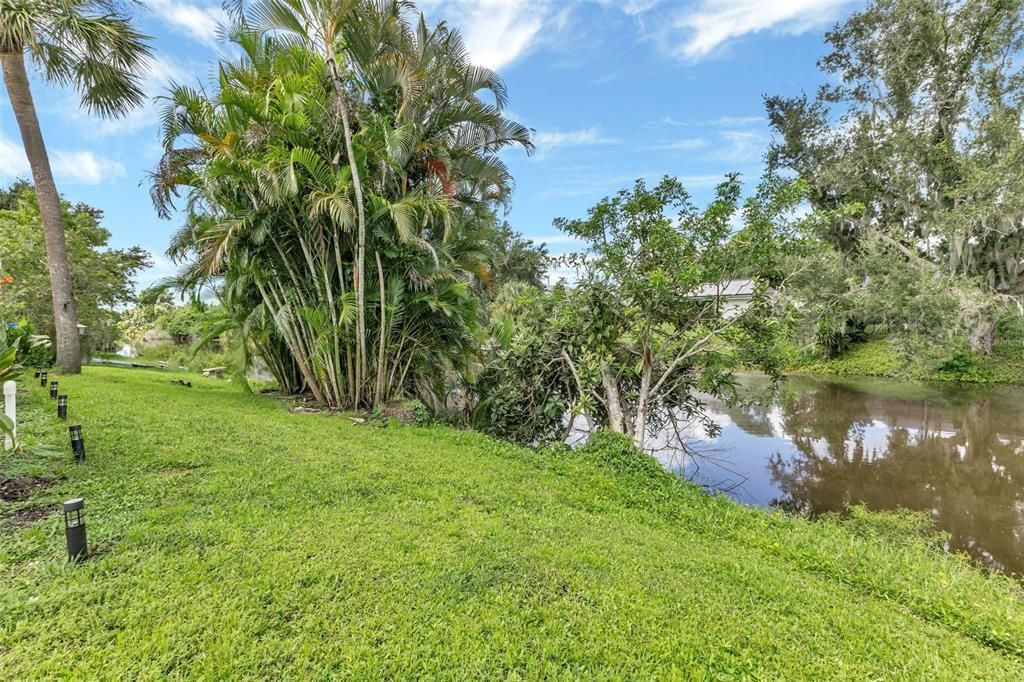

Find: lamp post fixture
<box><xmin>49</xmin><ymin>381</ymin><xmax>58</xmax><ymax>399</ymax></box>
<box><xmin>57</xmin><ymin>395</ymin><xmax>68</xmax><ymax>420</ymax></box>
<box><xmin>39</xmin><ymin>370</ymin><xmax>47</xmax><ymax>387</ymax></box>
<box><xmin>69</xmin><ymin>424</ymin><xmax>86</xmax><ymax>462</ymax></box>
<box><xmin>63</xmin><ymin>498</ymin><xmax>87</xmax><ymax>561</ymax></box>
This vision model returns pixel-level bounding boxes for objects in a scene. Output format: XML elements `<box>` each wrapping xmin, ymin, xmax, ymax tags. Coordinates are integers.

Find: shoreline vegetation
<box><xmin>3</xmin><ymin>366</ymin><xmax>1024</xmax><ymax>677</ymax></box>
<box><xmin>785</xmin><ymin>337</ymin><xmax>1024</xmax><ymax>385</ymax></box>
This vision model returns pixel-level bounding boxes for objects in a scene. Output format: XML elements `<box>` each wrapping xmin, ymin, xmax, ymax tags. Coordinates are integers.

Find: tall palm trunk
<box><xmin>327</xmin><ymin>51</ymin><xmax>367</xmax><ymax>408</ymax></box>
<box><xmin>1</xmin><ymin>51</ymin><xmax>81</xmax><ymax>373</ymax></box>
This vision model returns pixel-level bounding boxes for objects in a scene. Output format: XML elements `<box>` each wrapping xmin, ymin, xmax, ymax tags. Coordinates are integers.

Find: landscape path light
<box><xmin>57</xmin><ymin>395</ymin><xmax>68</xmax><ymax>421</ymax></box>
<box><xmin>63</xmin><ymin>498</ymin><xmax>87</xmax><ymax>561</ymax></box>
<box><xmin>39</xmin><ymin>370</ymin><xmax>47</xmax><ymax>387</ymax></box>
<box><xmin>49</xmin><ymin>381</ymin><xmax>58</xmax><ymax>399</ymax></box>
<box><xmin>3</xmin><ymin>380</ymin><xmax>15</xmax><ymax>449</ymax></box>
<box><xmin>69</xmin><ymin>424</ymin><xmax>85</xmax><ymax>462</ymax></box>
<box><xmin>33</xmin><ymin>369</ymin><xmax>40</xmax><ymax>378</ymax></box>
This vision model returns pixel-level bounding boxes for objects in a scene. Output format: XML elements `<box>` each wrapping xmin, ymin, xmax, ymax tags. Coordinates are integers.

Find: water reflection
<box><xmin>661</xmin><ymin>376</ymin><xmax>1024</xmax><ymax>577</ymax></box>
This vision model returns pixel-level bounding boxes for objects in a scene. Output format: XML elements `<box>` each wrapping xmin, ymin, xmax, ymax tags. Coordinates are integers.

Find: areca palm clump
<box><xmin>152</xmin><ymin>0</ymin><xmax>532</xmax><ymax>409</ymax></box>
<box><xmin>0</xmin><ymin>0</ymin><xmax>151</xmax><ymax>373</ymax></box>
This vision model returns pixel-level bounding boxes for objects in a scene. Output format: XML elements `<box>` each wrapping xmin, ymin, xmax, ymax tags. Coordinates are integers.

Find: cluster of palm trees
<box><xmin>150</xmin><ymin>0</ymin><xmax>533</xmax><ymax>409</ymax></box>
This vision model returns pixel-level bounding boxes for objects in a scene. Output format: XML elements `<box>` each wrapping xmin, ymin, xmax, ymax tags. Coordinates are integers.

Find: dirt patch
<box><xmin>4</xmin><ymin>506</ymin><xmax>55</xmax><ymax>528</ymax></box>
<box><xmin>381</xmin><ymin>401</ymin><xmax>424</xmax><ymax>425</ymax></box>
<box><xmin>0</xmin><ymin>476</ymin><xmax>55</xmax><ymax>502</ymax></box>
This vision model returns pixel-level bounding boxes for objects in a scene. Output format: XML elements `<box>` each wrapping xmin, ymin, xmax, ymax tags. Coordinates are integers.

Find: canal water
<box><xmin>648</xmin><ymin>375</ymin><xmax>1024</xmax><ymax>577</ymax></box>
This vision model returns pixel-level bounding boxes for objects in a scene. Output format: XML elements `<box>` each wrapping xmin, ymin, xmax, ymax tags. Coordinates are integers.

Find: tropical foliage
<box><xmin>152</xmin><ymin>0</ymin><xmax>532</xmax><ymax>409</ymax></box>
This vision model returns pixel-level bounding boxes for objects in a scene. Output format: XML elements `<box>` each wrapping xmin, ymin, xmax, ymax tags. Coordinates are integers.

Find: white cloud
<box><xmin>676</xmin><ymin>173</ymin><xmax>733</xmax><ymax>188</ymax></box>
<box><xmin>147</xmin><ymin>0</ymin><xmax>225</xmax><ymax>47</ymax></box>
<box><xmin>52</xmin><ymin>151</ymin><xmax>125</xmax><ymax>184</ymax></box>
<box><xmin>427</xmin><ymin>1</ymin><xmax>553</xmax><ymax>70</ymax></box>
<box><xmin>713</xmin><ymin>130</ymin><xmax>767</xmax><ymax>162</ymax></box>
<box><xmin>597</xmin><ymin>0</ymin><xmax>662</xmax><ymax>16</ymax></box>
<box><xmin>533</xmin><ymin>127</ymin><xmax>616</xmax><ymax>158</ymax></box>
<box><xmin>648</xmin><ymin>137</ymin><xmax>707</xmax><ymax>151</ymax></box>
<box><xmin>0</xmin><ymin>132</ymin><xmax>30</xmax><ymax>177</ymax></box>
<box><xmin>651</xmin><ymin>114</ymin><xmax>765</xmax><ymax>128</ymax></box>
<box><xmin>671</xmin><ymin>0</ymin><xmax>851</xmax><ymax>60</ymax></box>
<box><xmin>0</xmin><ymin>131</ymin><xmax>124</xmax><ymax>184</ymax></box>
<box><xmin>533</xmin><ymin>234</ymin><xmax>584</xmax><ymax>246</ymax></box>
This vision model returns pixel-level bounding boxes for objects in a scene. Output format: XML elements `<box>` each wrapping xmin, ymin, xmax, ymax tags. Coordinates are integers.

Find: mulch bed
<box><xmin>0</xmin><ymin>476</ymin><xmax>55</xmax><ymax>502</ymax></box>
<box><xmin>4</xmin><ymin>506</ymin><xmax>55</xmax><ymax>528</ymax></box>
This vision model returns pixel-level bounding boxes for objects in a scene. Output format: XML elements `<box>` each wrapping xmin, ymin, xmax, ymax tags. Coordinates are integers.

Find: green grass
<box><xmin>792</xmin><ymin>337</ymin><xmax>1024</xmax><ymax>384</ymax></box>
<box><xmin>3</xmin><ymin>367</ymin><xmax>1024</xmax><ymax>679</ymax></box>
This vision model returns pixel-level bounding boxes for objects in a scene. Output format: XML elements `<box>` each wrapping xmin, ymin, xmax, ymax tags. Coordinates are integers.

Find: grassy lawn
<box><xmin>3</xmin><ymin>367</ymin><xmax>1024</xmax><ymax>678</ymax></box>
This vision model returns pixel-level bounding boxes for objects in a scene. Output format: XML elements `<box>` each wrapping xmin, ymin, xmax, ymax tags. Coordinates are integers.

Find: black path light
<box><xmin>39</xmin><ymin>370</ymin><xmax>47</xmax><ymax>387</ymax></box>
<box><xmin>63</xmin><ymin>498</ymin><xmax>87</xmax><ymax>561</ymax></box>
<box><xmin>49</xmin><ymin>381</ymin><xmax>58</xmax><ymax>399</ymax></box>
<box><xmin>69</xmin><ymin>424</ymin><xmax>86</xmax><ymax>462</ymax></box>
<box><xmin>57</xmin><ymin>395</ymin><xmax>68</xmax><ymax>420</ymax></box>
<box><xmin>33</xmin><ymin>368</ymin><xmax>40</xmax><ymax>378</ymax></box>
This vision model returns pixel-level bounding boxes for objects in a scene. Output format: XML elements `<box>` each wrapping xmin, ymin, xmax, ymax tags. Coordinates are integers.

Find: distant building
<box><xmin>689</xmin><ymin>278</ymin><xmax>755</xmax><ymax>319</ymax></box>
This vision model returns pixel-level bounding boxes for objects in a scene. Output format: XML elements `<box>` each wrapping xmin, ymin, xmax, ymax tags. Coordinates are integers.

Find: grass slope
<box><xmin>791</xmin><ymin>338</ymin><xmax>1024</xmax><ymax>384</ymax></box>
<box><xmin>3</xmin><ymin>367</ymin><xmax>1024</xmax><ymax>679</ymax></box>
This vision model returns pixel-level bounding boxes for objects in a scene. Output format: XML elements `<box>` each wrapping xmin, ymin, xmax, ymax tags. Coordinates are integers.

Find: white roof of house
<box><xmin>690</xmin><ymin>278</ymin><xmax>755</xmax><ymax>299</ymax></box>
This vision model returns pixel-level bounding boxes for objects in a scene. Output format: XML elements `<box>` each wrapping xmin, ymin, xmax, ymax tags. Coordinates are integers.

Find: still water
<box><xmin>653</xmin><ymin>375</ymin><xmax>1024</xmax><ymax>577</ymax></box>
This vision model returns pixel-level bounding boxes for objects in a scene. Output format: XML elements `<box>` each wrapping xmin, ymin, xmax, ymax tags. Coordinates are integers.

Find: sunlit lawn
<box><xmin>2</xmin><ymin>366</ymin><xmax>1023</xmax><ymax>679</ymax></box>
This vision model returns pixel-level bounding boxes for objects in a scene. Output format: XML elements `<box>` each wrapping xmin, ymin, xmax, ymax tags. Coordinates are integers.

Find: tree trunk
<box><xmin>634</xmin><ymin>352</ymin><xmax>652</xmax><ymax>448</ymax></box>
<box><xmin>327</xmin><ymin>53</ymin><xmax>367</xmax><ymax>408</ymax></box>
<box><xmin>600</xmin><ymin>359</ymin><xmax>625</xmax><ymax>434</ymax></box>
<box><xmin>374</xmin><ymin>250</ymin><xmax>387</xmax><ymax>407</ymax></box>
<box><xmin>1</xmin><ymin>51</ymin><xmax>81</xmax><ymax>373</ymax></box>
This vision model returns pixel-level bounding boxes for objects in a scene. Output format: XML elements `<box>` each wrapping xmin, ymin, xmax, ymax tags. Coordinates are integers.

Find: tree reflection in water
<box><xmin>759</xmin><ymin>378</ymin><xmax>1024</xmax><ymax>576</ymax></box>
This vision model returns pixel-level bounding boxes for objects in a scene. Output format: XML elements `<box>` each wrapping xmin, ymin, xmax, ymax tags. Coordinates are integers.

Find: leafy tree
<box><xmin>473</xmin><ymin>282</ymin><xmax>574</xmax><ymax>443</ymax></box>
<box><xmin>157</xmin><ymin>303</ymin><xmax>218</xmax><ymax>342</ymax></box>
<box><xmin>0</xmin><ymin>182</ymin><xmax>150</xmax><ymax>353</ymax></box>
<box><xmin>489</xmin><ymin>222</ymin><xmax>549</xmax><ymax>290</ymax></box>
<box><xmin>766</xmin><ymin>0</ymin><xmax>1024</xmax><ymax>353</ymax></box>
<box><xmin>118</xmin><ymin>286</ymin><xmax>172</xmax><ymax>356</ymax></box>
<box><xmin>0</xmin><ymin>0</ymin><xmax>151</xmax><ymax>372</ymax></box>
<box><xmin>475</xmin><ymin>176</ymin><xmax>802</xmax><ymax>447</ymax></box>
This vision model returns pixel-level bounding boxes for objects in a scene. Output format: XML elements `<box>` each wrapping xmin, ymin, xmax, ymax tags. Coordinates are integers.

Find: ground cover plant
<box><xmin>2</xmin><ymin>366</ymin><xmax>1024</xmax><ymax>678</ymax></box>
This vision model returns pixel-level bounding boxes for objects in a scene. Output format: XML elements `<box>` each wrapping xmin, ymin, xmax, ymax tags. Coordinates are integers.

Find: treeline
<box><xmin>8</xmin><ymin>0</ymin><xmax>1024</xmax><ymax>451</ymax></box>
<box><xmin>767</xmin><ymin>0</ymin><xmax>1024</xmax><ymax>368</ymax></box>
<box><xmin>0</xmin><ymin>182</ymin><xmax>150</xmax><ymax>357</ymax></box>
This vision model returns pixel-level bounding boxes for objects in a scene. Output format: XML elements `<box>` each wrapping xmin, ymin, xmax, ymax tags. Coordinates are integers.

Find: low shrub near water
<box><xmin>932</xmin><ymin>342</ymin><xmax>996</xmax><ymax>382</ymax></box>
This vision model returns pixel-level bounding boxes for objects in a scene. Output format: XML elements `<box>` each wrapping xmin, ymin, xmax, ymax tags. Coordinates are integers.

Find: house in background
<box><xmin>689</xmin><ymin>279</ymin><xmax>755</xmax><ymax>319</ymax></box>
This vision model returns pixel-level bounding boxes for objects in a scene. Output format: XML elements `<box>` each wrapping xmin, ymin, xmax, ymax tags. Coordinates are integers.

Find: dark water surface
<box><xmin>654</xmin><ymin>375</ymin><xmax>1024</xmax><ymax>577</ymax></box>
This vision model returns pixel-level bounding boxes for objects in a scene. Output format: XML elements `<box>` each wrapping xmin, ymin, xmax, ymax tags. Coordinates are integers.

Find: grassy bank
<box><xmin>790</xmin><ymin>338</ymin><xmax>1024</xmax><ymax>384</ymax></box>
<box><xmin>3</xmin><ymin>368</ymin><xmax>1024</xmax><ymax>678</ymax></box>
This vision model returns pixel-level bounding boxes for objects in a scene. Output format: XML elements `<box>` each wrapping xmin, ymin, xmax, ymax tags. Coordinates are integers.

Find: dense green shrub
<box><xmin>932</xmin><ymin>342</ymin><xmax>996</xmax><ymax>382</ymax></box>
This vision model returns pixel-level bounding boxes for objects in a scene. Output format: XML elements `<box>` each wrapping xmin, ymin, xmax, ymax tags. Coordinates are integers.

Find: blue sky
<box><xmin>0</xmin><ymin>0</ymin><xmax>859</xmax><ymax>288</ymax></box>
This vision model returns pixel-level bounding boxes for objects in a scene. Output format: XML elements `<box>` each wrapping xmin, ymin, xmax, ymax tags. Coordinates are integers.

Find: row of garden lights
<box><xmin>34</xmin><ymin>368</ymin><xmax>89</xmax><ymax>560</ymax></box>
<box><xmin>33</xmin><ymin>369</ymin><xmax>85</xmax><ymax>461</ymax></box>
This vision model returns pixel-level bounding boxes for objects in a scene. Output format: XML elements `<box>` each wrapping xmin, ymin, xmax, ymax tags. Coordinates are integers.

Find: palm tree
<box><xmin>0</xmin><ymin>0</ymin><xmax>151</xmax><ymax>372</ymax></box>
<box><xmin>245</xmin><ymin>0</ymin><xmax>373</xmax><ymax>404</ymax></box>
<box><xmin>152</xmin><ymin>4</ymin><xmax>531</xmax><ymax>410</ymax></box>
